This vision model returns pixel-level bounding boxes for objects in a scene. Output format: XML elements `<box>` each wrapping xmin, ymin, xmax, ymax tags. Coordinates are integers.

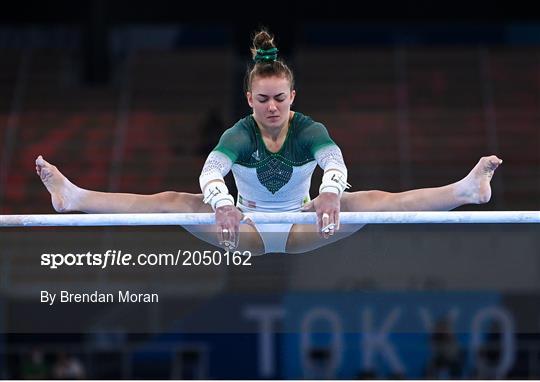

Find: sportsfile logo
<box><xmin>40</xmin><ymin>249</ymin><xmax>253</xmax><ymax>269</ymax></box>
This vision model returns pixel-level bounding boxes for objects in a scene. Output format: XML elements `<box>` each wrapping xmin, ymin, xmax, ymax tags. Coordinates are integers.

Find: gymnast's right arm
<box><xmin>199</xmin><ymin>127</ymin><xmax>247</xmax><ymax>249</ymax></box>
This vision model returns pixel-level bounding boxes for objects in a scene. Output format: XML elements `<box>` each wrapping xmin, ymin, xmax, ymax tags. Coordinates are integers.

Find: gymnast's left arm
<box><xmin>298</xmin><ymin>121</ymin><xmax>351</xmax><ymax>237</ymax></box>
<box><xmin>299</xmin><ymin>122</ymin><xmax>349</xmax><ymax>238</ymax></box>
<box><xmin>312</xmin><ymin>144</ymin><xmax>351</xmax><ymax>237</ymax></box>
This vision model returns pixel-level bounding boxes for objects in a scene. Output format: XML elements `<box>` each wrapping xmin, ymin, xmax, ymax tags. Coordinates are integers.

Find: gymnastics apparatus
<box><xmin>1</xmin><ymin>211</ymin><xmax>539</xmax><ymax>227</ymax></box>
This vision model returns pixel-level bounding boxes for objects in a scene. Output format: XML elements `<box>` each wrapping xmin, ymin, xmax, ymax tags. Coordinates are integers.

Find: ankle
<box><xmin>453</xmin><ymin>179</ymin><xmax>473</xmax><ymax>205</ymax></box>
<box><xmin>68</xmin><ymin>184</ymin><xmax>86</xmax><ymax>211</ymax></box>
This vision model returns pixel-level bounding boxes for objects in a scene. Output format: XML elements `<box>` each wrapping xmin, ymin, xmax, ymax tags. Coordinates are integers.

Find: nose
<box><xmin>267</xmin><ymin>100</ymin><xmax>277</xmax><ymax>112</ymax></box>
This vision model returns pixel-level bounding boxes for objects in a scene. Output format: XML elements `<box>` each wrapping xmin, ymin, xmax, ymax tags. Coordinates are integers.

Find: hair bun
<box><xmin>253</xmin><ymin>30</ymin><xmax>275</xmax><ymax>50</ymax></box>
<box><xmin>251</xmin><ymin>30</ymin><xmax>277</xmax><ymax>62</ymax></box>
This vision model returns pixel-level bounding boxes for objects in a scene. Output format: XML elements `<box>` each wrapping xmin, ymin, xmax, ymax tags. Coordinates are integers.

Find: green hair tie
<box><xmin>254</xmin><ymin>48</ymin><xmax>278</xmax><ymax>63</ymax></box>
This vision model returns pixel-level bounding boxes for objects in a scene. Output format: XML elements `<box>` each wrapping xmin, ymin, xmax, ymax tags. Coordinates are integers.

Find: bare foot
<box><xmin>457</xmin><ymin>155</ymin><xmax>503</xmax><ymax>204</ymax></box>
<box><xmin>35</xmin><ymin>155</ymin><xmax>81</xmax><ymax>212</ymax></box>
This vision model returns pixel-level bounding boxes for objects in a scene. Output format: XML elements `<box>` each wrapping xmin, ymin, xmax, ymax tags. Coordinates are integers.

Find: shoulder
<box><xmin>293</xmin><ymin>112</ymin><xmax>330</xmax><ymax>140</ymax></box>
<box><xmin>225</xmin><ymin>115</ymin><xmax>254</xmax><ymax>136</ymax></box>
<box><xmin>292</xmin><ymin>111</ymin><xmax>336</xmax><ymax>154</ymax></box>
<box><xmin>292</xmin><ymin>111</ymin><xmax>315</xmax><ymax>128</ymax></box>
<box><xmin>218</xmin><ymin>115</ymin><xmax>257</xmax><ymax>145</ymax></box>
<box><xmin>293</xmin><ymin>112</ymin><xmax>328</xmax><ymax>135</ymax></box>
<box><xmin>214</xmin><ymin>115</ymin><xmax>256</xmax><ymax>161</ymax></box>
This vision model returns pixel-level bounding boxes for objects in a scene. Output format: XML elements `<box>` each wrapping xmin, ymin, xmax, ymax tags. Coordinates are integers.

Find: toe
<box><xmin>488</xmin><ymin>155</ymin><xmax>502</xmax><ymax>165</ymax></box>
<box><xmin>490</xmin><ymin>160</ymin><xmax>501</xmax><ymax>170</ymax></box>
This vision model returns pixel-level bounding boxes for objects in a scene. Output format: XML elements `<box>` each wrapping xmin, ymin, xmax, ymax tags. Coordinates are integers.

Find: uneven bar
<box><xmin>0</xmin><ymin>211</ymin><xmax>539</xmax><ymax>227</ymax></box>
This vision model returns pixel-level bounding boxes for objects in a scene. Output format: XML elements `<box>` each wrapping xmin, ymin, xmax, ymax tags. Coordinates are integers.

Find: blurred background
<box><xmin>1</xmin><ymin>0</ymin><xmax>540</xmax><ymax>379</ymax></box>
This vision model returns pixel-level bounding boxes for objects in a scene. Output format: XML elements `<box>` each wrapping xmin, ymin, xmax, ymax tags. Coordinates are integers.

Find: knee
<box><xmin>363</xmin><ymin>190</ymin><xmax>391</xmax><ymax>208</ymax></box>
<box><xmin>342</xmin><ymin>190</ymin><xmax>389</xmax><ymax>211</ymax></box>
<box><xmin>157</xmin><ymin>191</ymin><xmax>205</xmax><ymax>213</ymax></box>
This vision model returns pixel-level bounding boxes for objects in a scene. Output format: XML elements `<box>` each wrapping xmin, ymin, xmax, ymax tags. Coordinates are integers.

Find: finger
<box><xmin>217</xmin><ymin>226</ymin><xmax>226</xmax><ymax>245</ymax></box>
<box><xmin>241</xmin><ymin>216</ymin><xmax>256</xmax><ymax>228</ymax></box>
<box><xmin>224</xmin><ymin>227</ymin><xmax>233</xmax><ymax>244</ymax></box>
<box><xmin>328</xmin><ymin>211</ymin><xmax>336</xmax><ymax>235</ymax></box>
<box><xmin>322</xmin><ymin>212</ymin><xmax>329</xmax><ymax>231</ymax></box>
<box><xmin>223</xmin><ymin>240</ymin><xmax>234</xmax><ymax>250</ymax></box>
<box><xmin>316</xmin><ymin>212</ymin><xmax>323</xmax><ymax>237</ymax></box>
<box><xmin>222</xmin><ymin>222</ymin><xmax>238</xmax><ymax>249</ymax></box>
<box><xmin>232</xmin><ymin>223</ymin><xmax>240</xmax><ymax>249</ymax></box>
<box><xmin>301</xmin><ymin>201</ymin><xmax>314</xmax><ymax>212</ymax></box>
<box><xmin>217</xmin><ymin>231</ymin><xmax>224</xmax><ymax>246</ymax></box>
<box><xmin>323</xmin><ymin>227</ymin><xmax>331</xmax><ymax>239</ymax></box>
<box><xmin>334</xmin><ymin>210</ymin><xmax>340</xmax><ymax>231</ymax></box>
<box><xmin>322</xmin><ymin>210</ymin><xmax>338</xmax><ymax>237</ymax></box>
<box><xmin>321</xmin><ymin>212</ymin><xmax>330</xmax><ymax>239</ymax></box>
<box><xmin>321</xmin><ymin>222</ymin><xmax>336</xmax><ymax>236</ymax></box>
<box><xmin>233</xmin><ymin>227</ymin><xmax>240</xmax><ymax>249</ymax></box>
<box><xmin>328</xmin><ymin>221</ymin><xmax>335</xmax><ymax>236</ymax></box>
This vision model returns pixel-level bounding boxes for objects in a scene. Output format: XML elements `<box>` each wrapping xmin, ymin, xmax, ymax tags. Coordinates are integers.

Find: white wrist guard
<box><xmin>319</xmin><ymin>170</ymin><xmax>351</xmax><ymax>196</ymax></box>
<box><xmin>202</xmin><ymin>182</ymin><xmax>234</xmax><ymax>210</ymax></box>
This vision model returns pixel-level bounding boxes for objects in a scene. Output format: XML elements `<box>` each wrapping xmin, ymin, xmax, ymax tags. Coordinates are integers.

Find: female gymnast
<box><xmin>35</xmin><ymin>30</ymin><xmax>502</xmax><ymax>255</ymax></box>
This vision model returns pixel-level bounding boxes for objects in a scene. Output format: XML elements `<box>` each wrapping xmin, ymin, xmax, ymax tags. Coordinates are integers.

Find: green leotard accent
<box><xmin>213</xmin><ymin>112</ymin><xmax>336</xmax><ymax>194</ymax></box>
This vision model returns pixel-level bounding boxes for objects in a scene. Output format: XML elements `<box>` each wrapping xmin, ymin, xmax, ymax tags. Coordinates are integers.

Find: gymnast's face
<box><xmin>247</xmin><ymin>75</ymin><xmax>296</xmax><ymax>130</ymax></box>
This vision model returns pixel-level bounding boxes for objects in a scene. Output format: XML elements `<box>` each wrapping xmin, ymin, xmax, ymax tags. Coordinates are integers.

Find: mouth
<box><xmin>267</xmin><ymin>115</ymin><xmax>280</xmax><ymax>121</ymax></box>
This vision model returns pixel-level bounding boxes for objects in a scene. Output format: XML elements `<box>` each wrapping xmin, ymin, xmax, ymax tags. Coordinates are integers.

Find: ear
<box><xmin>290</xmin><ymin>89</ymin><xmax>296</xmax><ymax>104</ymax></box>
<box><xmin>246</xmin><ymin>92</ymin><xmax>253</xmax><ymax>108</ymax></box>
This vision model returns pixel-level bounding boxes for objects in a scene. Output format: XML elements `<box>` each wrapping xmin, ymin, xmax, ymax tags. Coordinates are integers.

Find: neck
<box><xmin>256</xmin><ymin>111</ymin><xmax>292</xmax><ymax>141</ymax></box>
<box><xmin>265</xmin><ymin>123</ymin><xmax>286</xmax><ymax>141</ymax></box>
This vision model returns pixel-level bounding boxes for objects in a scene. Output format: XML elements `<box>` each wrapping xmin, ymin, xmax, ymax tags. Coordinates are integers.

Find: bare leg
<box><xmin>35</xmin><ymin>155</ymin><xmax>265</xmax><ymax>254</ymax></box>
<box><xmin>286</xmin><ymin>155</ymin><xmax>502</xmax><ymax>253</ymax></box>
<box><xmin>36</xmin><ymin>155</ymin><xmax>199</xmax><ymax>213</ymax></box>
<box><xmin>341</xmin><ymin>155</ymin><xmax>502</xmax><ymax>212</ymax></box>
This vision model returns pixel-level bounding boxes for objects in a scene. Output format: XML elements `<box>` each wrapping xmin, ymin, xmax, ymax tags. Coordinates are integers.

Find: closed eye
<box><xmin>256</xmin><ymin>93</ymin><xmax>286</xmax><ymax>103</ymax></box>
